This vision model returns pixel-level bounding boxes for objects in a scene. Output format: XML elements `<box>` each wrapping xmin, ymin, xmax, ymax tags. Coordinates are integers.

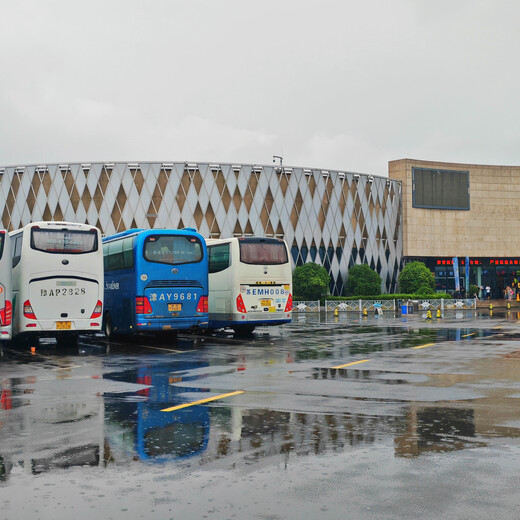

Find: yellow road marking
<box><xmin>332</xmin><ymin>359</ymin><xmax>370</xmax><ymax>369</ymax></box>
<box><xmin>412</xmin><ymin>343</ymin><xmax>436</xmax><ymax>350</ymax></box>
<box><xmin>461</xmin><ymin>333</ymin><xmax>476</xmax><ymax>338</ymax></box>
<box><xmin>161</xmin><ymin>390</ymin><xmax>244</xmax><ymax>412</ymax></box>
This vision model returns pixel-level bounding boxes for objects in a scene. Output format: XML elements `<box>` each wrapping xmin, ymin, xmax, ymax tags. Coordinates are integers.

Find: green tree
<box><xmin>293</xmin><ymin>262</ymin><xmax>330</xmax><ymax>300</ymax></box>
<box><xmin>398</xmin><ymin>261</ymin><xmax>435</xmax><ymax>294</ymax></box>
<box><xmin>344</xmin><ymin>264</ymin><xmax>382</xmax><ymax>296</ymax></box>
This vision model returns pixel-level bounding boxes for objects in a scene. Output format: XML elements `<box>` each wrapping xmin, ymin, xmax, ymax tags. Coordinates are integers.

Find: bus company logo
<box><xmin>105</xmin><ymin>281</ymin><xmax>120</xmax><ymax>290</ymax></box>
<box><xmin>240</xmin><ymin>286</ymin><xmax>246</xmax><ymax>293</ymax></box>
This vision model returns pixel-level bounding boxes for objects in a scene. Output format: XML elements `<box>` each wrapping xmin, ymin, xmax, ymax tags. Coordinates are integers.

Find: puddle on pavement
<box><xmin>1</xmin><ymin>321</ymin><xmax>520</xmax><ymax>481</ymax></box>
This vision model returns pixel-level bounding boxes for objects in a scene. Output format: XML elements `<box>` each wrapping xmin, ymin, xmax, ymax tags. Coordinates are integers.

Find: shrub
<box><xmin>398</xmin><ymin>261</ymin><xmax>435</xmax><ymax>294</ymax></box>
<box><xmin>344</xmin><ymin>264</ymin><xmax>382</xmax><ymax>296</ymax></box>
<box><xmin>293</xmin><ymin>262</ymin><xmax>330</xmax><ymax>301</ymax></box>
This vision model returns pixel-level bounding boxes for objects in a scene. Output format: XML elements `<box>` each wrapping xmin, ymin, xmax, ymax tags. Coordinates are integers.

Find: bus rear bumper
<box><xmin>135</xmin><ymin>316</ymin><xmax>209</xmax><ymax>331</ymax></box>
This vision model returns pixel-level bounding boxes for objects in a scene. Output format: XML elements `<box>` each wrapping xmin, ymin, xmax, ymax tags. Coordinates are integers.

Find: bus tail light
<box><xmin>0</xmin><ymin>300</ymin><xmax>12</xmax><ymax>326</ymax></box>
<box><xmin>136</xmin><ymin>296</ymin><xmax>153</xmax><ymax>315</ymax></box>
<box><xmin>236</xmin><ymin>294</ymin><xmax>247</xmax><ymax>313</ymax></box>
<box><xmin>284</xmin><ymin>293</ymin><xmax>293</xmax><ymax>312</ymax></box>
<box><xmin>196</xmin><ymin>296</ymin><xmax>208</xmax><ymax>314</ymax></box>
<box><xmin>90</xmin><ymin>300</ymin><xmax>103</xmax><ymax>319</ymax></box>
<box><xmin>24</xmin><ymin>300</ymin><xmax>37</xmax><ymax>320</ymax></box>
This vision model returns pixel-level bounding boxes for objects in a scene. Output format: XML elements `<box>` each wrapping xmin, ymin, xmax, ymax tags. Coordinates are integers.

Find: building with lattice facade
<box><xmin>0</xmin><ymin>162</ymin><xmax>403</xmax><ymax>295</ymax></box>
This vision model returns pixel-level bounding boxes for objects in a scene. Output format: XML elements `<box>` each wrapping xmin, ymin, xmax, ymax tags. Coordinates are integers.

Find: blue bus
<box><xmin>102</xmin><ymin>228</ymin><xmax>208</xmax><ymax>337</ymax></box>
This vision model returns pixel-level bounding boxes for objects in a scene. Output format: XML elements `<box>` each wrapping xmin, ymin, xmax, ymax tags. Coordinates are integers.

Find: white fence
<box><xmin>293</xmin><ymin>301</ymin><xmax>320</xmax><ymax>312</ymax></box>
<box><xmin>293</xmin><ymin>298</ymin><xmax>478</xmax><ymax>313</ymax></box>
<box><xmin>325</xmin><ymin>299</ymin><xmax>397</xmax><ymax>312</ymax></box>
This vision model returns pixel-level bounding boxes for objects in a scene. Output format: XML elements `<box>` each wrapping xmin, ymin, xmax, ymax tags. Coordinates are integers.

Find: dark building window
<box><xmin>412</xmin><ymin>167</ymin><xmax>470</xmax><ymax>210</ymax></box>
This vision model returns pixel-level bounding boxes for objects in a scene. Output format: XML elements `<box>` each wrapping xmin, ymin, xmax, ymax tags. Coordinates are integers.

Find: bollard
<box><xmin>334</xmin><ymin>307</ymin><xmax>339</xmax><ymax>317</ymax></box>
<box><xmin>436</xmin><ymin>309</ymin><xmax>442</xmax><ymax>318</ymax></box>
<box><xmin>489</xmin><ymin>303</ymin><xmax>493</xmax><ymax>311</ymax></box>
<box><xmin>426</xmin><ymin>310</ymin><xmax>432</xmax><ymax>320</ymax></box>
<box><xmin>363</xmin><ymin>308</ymin><xmax>368</xmax><ymax>317</ymax></box>
<box><xmin>507</xmin><ymin>302</ymin><xmax>511</xmax><ymax>310</ymax></box>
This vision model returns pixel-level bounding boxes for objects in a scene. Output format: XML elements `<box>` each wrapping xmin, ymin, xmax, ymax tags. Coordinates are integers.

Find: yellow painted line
<box><xmin>461</xmin><ymin>333</ymin><xmax>476</xmax><ymax>338</ymax></box>
<box><xmin>161</xmin><ymin>390</ymin><xmax>244</xmax><ymax>412</ymax></box>
<box><xmin>332</xmin><ymin>359</ymin><xmax>370</xmax><ymax>369</ymax></box>
<box><xmin>412</xmin><ymin>343</ymin><xmax>436</xmax><ymax>350</ymax></box>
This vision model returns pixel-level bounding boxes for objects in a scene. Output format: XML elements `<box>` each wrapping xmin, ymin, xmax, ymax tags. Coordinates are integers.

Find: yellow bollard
<box><xmin>363</xmin><ymin>307</ymin><xmax>368</xmax><ymax>317</ymax></box>
<box><xmin>489</xmin><ymin>303</ymin><xmax>493</xmax><ymax>311</ymax></box>
<box><xmin>334</xmin><ymin>307</ymin><xmax>339</xmax><ymax>317</ymax></box>
<box><xmin>436</xmin><ymin>309</ymin><xmax>442</xmax><ymax>318</ymax></box>
<box><xmin>426</xmin><ymin>310</ymin><xmax>432</xmax><ymax>320</ymax></box>
<box><xmin>507</xmin><ymin>302</ymin><xmax>511</xmax><ymax>310</ymax></box>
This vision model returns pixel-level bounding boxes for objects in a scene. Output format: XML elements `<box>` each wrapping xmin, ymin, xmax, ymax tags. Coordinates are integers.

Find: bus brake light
<box><xmin>135</xmin><ymin>296</ymin><xmax>153</xmax><ymax>315</ymax></box>
<box><xmin>24</xmin><ymin>300</ymin><xmax>37</xmax><ymax>320</ymax></box>
<box><xmin>236</xmin><ymin>294</ymin><xmax>247</xmax><ymax>313</ymax></box>
<box><xmin>284</xmin><ymin>293</ymin><xmax>293</xmax><ymax>312</ymax></box>
<box><xmin>0</xmin><ymin>300</ymin><xmax>12</xmax><ymax>326</ymax></box>
<box><xmin>90</xmin><ymin>300</ymin><xmax>103</xmax><ymax>319</ymax></box>
<box><xmin>196</xmin><ymin>296</ymin><xmax>208</xmax><ymax>314</ymax></box>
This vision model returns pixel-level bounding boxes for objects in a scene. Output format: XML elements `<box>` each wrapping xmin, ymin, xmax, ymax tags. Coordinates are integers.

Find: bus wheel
<box><xmin>233</xmin><ymin>325</ymin><xmax>255</xmax><ymax>336</ymax></box>
<box><xmin>103</xmin><ymin>312</ymin><xmax>113</xmax><ymax>339</ymax></box>
<box><xmin>56</xmin><ymin>334</ymin><xmax>78</xmax><ymax>348</ymax></box>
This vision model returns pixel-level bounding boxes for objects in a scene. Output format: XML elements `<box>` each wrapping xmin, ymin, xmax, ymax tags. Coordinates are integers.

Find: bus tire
<box><xmin>233</xmin><ymin>325</ymin><xmax>255</xmax><ymax>336</ymax></box>
<box><xmin>103</xmin><ymin>312</ymin><xmax>113</xmax><ymax>339</ymax></box>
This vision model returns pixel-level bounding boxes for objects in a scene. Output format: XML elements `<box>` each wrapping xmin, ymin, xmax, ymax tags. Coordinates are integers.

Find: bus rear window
<box><xmin>239</xmin><ymin>240</ymin><xmax>288</xmax><ymax>265</ymax></box>
<box><xmin>144</xmin><ymin>235</ymin><xmax>203</xmax><ymax>265</ymax></box>
<box><xmin>31</xmin><ymin>229</ymin><xmax>98</xmax><ymax>254</ymax></box>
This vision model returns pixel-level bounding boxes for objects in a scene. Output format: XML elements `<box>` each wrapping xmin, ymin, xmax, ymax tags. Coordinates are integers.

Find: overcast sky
<box><xmin>1</xmin><ymin>0</ymin><xmax>519</xmax><ymax>177</ymax></box>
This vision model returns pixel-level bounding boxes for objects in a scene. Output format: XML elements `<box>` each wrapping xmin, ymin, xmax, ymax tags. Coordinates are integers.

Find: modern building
<box><xmin>390</xmin><ymin>158</ymin><xmax>520</xmax><ymax>298</ymax></box>
<box><xmin>0</xmin><ymin>161</ymin><xmax>403</xmax><ymax>295</ymax></box>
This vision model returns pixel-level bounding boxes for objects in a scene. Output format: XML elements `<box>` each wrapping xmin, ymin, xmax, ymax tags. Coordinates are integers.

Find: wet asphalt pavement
<box><xmin>1</xmin><ymin>310</ymin><xmax>520</xmax><ymax>519</ymax></box>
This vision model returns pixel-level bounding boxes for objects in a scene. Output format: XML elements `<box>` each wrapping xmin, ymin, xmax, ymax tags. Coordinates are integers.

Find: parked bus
<box><xmin>0</xmin><ymin>230</ymin><xmax>12</xmax><ymax>340</ymax></box>
<box><xmin>207</xmin><ymin>237</ymin><xmax>292</xmax><ymax>334</ymax></box>
<box><xmin>102</xmin><ymin>228</ymin><xmax>208</xmax><ymax>337</ymax></box>
<box><xmin>9</xmin><ymin>222</ymin><xmax>103</xmax><ymax>347</ymax></box>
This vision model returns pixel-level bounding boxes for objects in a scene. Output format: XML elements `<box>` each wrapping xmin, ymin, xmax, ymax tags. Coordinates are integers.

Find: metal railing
<box><xmin>293</xmin><ymin>301</ymin><xmax>320</xmax><ymax>312</ymax></box>
<box><xmin>325</xmin><ymin>299</ymin><xmax>396</xmax><ymax>312</ymax></box>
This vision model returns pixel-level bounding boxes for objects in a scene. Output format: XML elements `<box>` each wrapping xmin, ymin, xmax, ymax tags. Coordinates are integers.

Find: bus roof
<box><xmin>102</xmin><ymin>228</ymin><xmax>204</xmax><ymax>243</ymax></box>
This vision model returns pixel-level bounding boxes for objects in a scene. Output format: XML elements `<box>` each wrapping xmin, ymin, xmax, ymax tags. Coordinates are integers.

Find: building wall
<box><xmin>389</xmin><ymin>158</ymin><xmax>520</xmax><ymax>258</ymax></box>
<box><xmin>0</xmin><ymin>161</ymin><xmax>402</xmax><ymax>295</ymax></box>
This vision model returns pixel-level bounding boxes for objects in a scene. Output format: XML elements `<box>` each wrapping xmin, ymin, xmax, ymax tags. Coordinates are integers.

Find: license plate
<box><xmin>56</xmin><ymin>321</ymin><xmax>71</xmax><ymax>330</ymax></box>
<box><xmin>261</xmin><ymin>299</ymin><xmax>271</xmax><ymax>306</ymax></box>
<box><xmin>168</xmin><ymin>303</ymin><xmax>182</xmax><ymax>312</ymax></box>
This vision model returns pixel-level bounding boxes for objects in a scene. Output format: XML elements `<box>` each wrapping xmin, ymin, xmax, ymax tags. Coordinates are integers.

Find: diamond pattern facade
<box><xmin>0</xmin><ymin>162</ymin><xmax>402</xmax><ymax>294</ymax></box>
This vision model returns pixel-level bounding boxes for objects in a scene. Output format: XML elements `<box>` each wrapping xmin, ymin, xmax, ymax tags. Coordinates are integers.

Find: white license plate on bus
<box><xmin>56</xmin><ymin>321</ymin><xmax>71</xmax><ymax>330</ymax></box>
<box><xmin>261</xmin><ymin>299</ymin><xmax>272</xmax><ymax>307</ymax></box>
<box><xmin>168</xmin><ymin>303</ymin><xmax>182</xmax><ymax>312</ymax></box>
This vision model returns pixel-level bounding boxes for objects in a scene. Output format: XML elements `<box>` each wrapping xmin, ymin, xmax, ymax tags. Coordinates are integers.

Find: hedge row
<box><xmin>308</xmin><ymin>293</ymin><xmax>453</xmax><ymax>301</ymax></box>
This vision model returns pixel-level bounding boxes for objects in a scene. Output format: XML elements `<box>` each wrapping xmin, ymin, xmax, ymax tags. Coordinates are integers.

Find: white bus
<box><xmin>0</xmin><ymin>229</ymin><xmax>12</xmax><ymax>340</ymax></box>
<box><xmin>9</xmin><ymin>222</ymin><xmax>103</xmax><ymax>347</ymax></box>
<box><xmin>207</xmin><ymin>237</ymin><xmax>292</xmax><ymax>334</ymax></box>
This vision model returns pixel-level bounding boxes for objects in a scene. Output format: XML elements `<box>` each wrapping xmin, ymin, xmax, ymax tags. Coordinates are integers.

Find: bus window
<box><xmin>209</xmin><ymin>243</ymin><xmax>230</xmax><ymax>274</ymax></box>
<box><xmin>144</xmin><ymin>235</ymin><xmax>202</xmax><ymax>265</ymax></box>
<box><xmin>239</xmin><ymin>240</ymin><xmax>288</xmax><ymax>265</ymax></box>
<box><xmin>31</xmin><ymin>228</ymin><xmax>98</xmax><ymax>254</ymax></box>
<box><xmin>12</xmin><ymin>234</ymin><xmax>22</xmax><ymax>268</ymax></box>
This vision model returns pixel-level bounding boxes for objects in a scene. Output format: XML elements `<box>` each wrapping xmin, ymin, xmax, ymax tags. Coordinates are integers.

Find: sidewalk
<box><xmin>475</xmin><ymin>298</ymin><xmax>520</xmax><ymax>309</ymax></box>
